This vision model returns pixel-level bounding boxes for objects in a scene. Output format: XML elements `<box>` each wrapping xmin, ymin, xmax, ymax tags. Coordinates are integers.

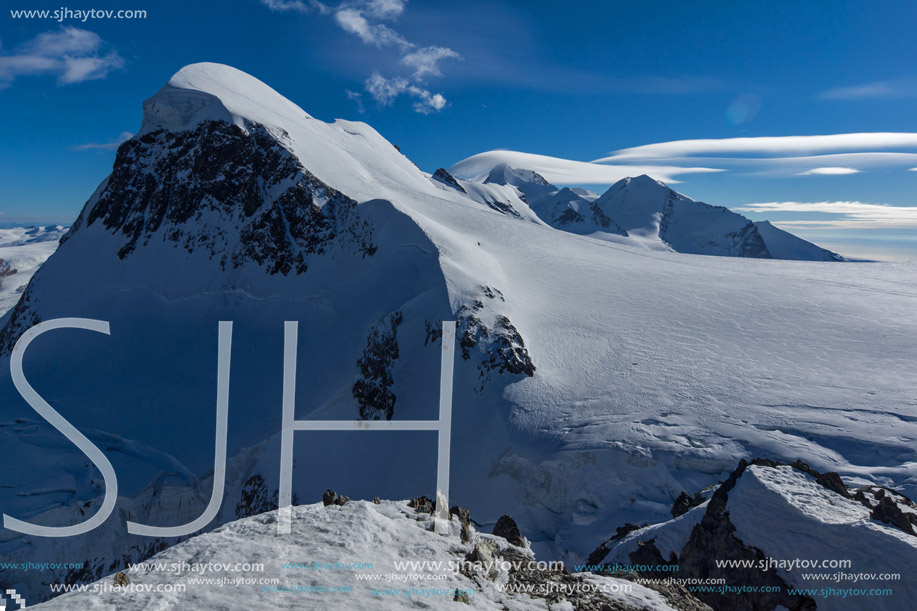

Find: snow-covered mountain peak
<box><xmin>140</xmin><ymin>62</ymin><xmax>313</xmax><ymax>135</ymax></box>
<box><xmin>599</xmin><ymin>174</ymin><xmax>681</xmax><ymax>211</ymax></box>
<box><xmin>621</xmin><ymin>173</ymin><xmax>672</xmax><ymax>190</ymax></box>
<box><xmin>591</xmin><ymin>174</ymin><xmax>772</xmax><ymax>257</ymax></box>
<box><xmin>483</xmin><ymin>163</ymin><xmax>556</xmax><ymax>202</ymax></box>
<box><xmin>484</xmin><ymin>163</ymin><xmax>552</xmax><ymax>187</ymax></box>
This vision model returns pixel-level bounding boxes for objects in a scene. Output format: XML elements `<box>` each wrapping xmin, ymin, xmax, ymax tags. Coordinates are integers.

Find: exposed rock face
<box><xmin>491</xmin><ymin>544</ymin><xmax>711</xmax><ymax>611</ymax></box>
<box><xmin>532</xmin><ymin>187</ymin><xmax>629</xmax><ymax>237</ymax></box>
<box><xmin>869</xmin><ymin>496</ymin><xmax>916</xmax><ymax>535</ymax></box>
<box><xmin>235</xmin><ymin>474</ymin><xmax>278</xmax><ymax>519</ymax></box>
<box><xmin>408</xmin><ymin>495</ymin><xmax>435</xmax><ymax>514</ymax></box>
<box><xmin>0</xmin><ymin>259</ymin><xmax>15</xmax><ymax>286</ymax></box>
<box><xmin>586</xmin><ymin>523</ymin><xmax>648</xmax><ymax>566</ymax></box>
<box><xmin>853</xmin><ymin>486</ymin><xmax>917</xmax><ymax>537</ymax></box>
<box><xmin>113</xmin><ymin>571</ymin><xmax>130</xmax><ymax>586</ymax></box>
<box><xmin>493</xmin><ymin>514</ymin><xmax>525</xmax><ymax>547</ymax></box>
<box><xmin>432</xmin><ymin>167</ymin><xmax>466</xmax><ymax>193</ymax></box>
<box><xmin>322</xmin><ymin>489</ymin><xmax>350</xmax><ymax>506</ymax></box>
<box><xmin>462</xmin><ymin>539</ymin><xmax>500</xmax><ymax>580</ymax></box>
<box><xmin>676</xmin><ymin>460</ymin><xmax>816</xmax><ymax>611</ymax></box>
<box><xmin>656</xmin><ymin>190</ymin><xmax>771</xmax><ymax>259</ymax></box>
<box><xmin>671</xmin><ymin>491</ymin><xmax>705</xmax><ymax>518</ymax></box>
<box><xmin>450</xmin><ymin>505</ymin><xmax>473</xmax><ymax>543</ymax></box>
<box><xmin>82</xmin><ymin>120</ymin><xmax>376</xmax><ymax>268</ymax></box>
<box><xmin>790</xmin><ymin>459</ymin><xmax>851</xmax><ymax>498</ymax></box>
<box><xmin>457</xmin><ymin>297</ymin><xmax>535</xmax><ymax>391</ymax></box>
<box><xmin>0</xmin><ymin>287</ymin><xmax>40</xmax><ymax>354</ymax></box>
<box><xmin>353</xmin><ymin>311</ymin><xmax>403</xmax><ymax>420</ymax></box>
<box><xmin>589</xmin><ymin>455</ymin><xmax>917</xmax><ymax>610</ymax></box>
<box><xmin>480</xmin><ymin>197</ymin><xmax>525</xmax><ymax>219</ymax></box>
<box><xmin>0</xmin><ymin>119</ymin><xmax>381</xmax><ymax>355</ymax></box>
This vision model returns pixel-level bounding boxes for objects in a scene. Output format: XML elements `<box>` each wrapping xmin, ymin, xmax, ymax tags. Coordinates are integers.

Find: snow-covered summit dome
<box><xmin>139</xmin><ymin>62</ymin><xmax>312</xmax><ymax>134</ymax></box>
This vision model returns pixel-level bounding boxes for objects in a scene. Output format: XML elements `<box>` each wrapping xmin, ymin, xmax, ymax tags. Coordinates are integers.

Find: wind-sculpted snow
<box><xmin>1</xmin><ymin>63</ymin><xmax>916</xmax><ymax>606</ymax></box>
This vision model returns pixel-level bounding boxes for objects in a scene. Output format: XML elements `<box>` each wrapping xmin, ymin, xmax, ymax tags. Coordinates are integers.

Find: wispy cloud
<box><xmin>797</xmin><ymin>167</ymin><xmax>860</xmax><ymax>176</ymax></box>
<box><xmin>75</xmin><ymin>131</ymin><xmax>132</xmax><ymax>151</ymax></box>
<box><xmin>0</xmin><ymin>27</ymin><xmax>123</xmax><ymax>89</ymax></box>
<box><xmin>599</xmin><ymin>133</ymin><xmax>917</xmax><ymax>161</ymax></box>
<box><xmin>734</xmin><ymin>201</ymin><xmax>917</xmax><ymax>230</ymax></box>
<box><xmin>345</xmin><ymin>89</ymin><xmax>365</xmax><ymax>113</ymax></box>
<box><xmin>450</xmin><ymin>150</ymin><xmax>721</xmax><ymax>185</ymax></box>
<box><xmin>819</xmin><ymin>79</ymin><xmax>917</xmax><ymax>100</ymax></box>
<box><xmin>334</xmin><ymin>7</ymin><xmax>412</xmax><ymax>50</ymax></box>
<box><xmin>401</xmin><ymin>46</ymin><xmax>461</xmax><ymax>79</ymax></box>
<box><xmin>591</xmin><ymin>133</ymin><xmax>917</xmax><ymax>177</ymax></box>
<box><xmin>363</xmin><ymin>72</ymin><xmax>447</xmax><ymax>114</ymax></box>
<box><xmin>259</xmin><ymin>0</ymin><xmax>459</xmax><ymax>114</ymax></box>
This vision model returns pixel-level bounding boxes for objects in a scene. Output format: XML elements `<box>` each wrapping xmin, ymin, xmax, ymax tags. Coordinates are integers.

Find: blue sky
<box><xmin>1</xmin><ymin>0</ymin><xmax>916</xmax><ymax>260</ymax></box>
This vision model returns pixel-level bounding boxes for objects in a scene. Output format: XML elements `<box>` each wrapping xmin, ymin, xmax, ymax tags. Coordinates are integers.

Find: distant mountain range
<box><xmin>442</xmin><ymin>163</ymin><xmax>844</xmax><ymax>261</ymax></box>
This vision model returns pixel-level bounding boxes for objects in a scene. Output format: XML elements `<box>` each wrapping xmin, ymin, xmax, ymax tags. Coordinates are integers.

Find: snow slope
<box><xmin>431</xmin><ymin>167</ymin><xmax>545</xmax><ymax>224</ymax></box>
<box><xmin>31</xmin><ymin>500</ymin><xmax>683</xmax><ymax>611</ymax></box>
<box><xmin>597</xmin><ymin>461</ymin><xmax>917</xmax><ymax>610</ymax></box>
<box><xmin>755</xmin><ymin>220</ymin><xmax>845</xmax><ymax>261</ymax></box>
<box><xmin>2</xmin><ymin>63</ymin><xmax>916</xmax><ymax>604</ymax></box>
<box><xmin>528</xmin><ymin>187</ymin><xmax>628</xmax><ymax>237</ymax></box>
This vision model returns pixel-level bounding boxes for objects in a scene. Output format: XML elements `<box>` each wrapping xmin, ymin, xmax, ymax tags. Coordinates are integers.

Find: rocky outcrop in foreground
<box><xmin>588</xmin><ymin>458</ymin><xmax>917</xmax><ymax>611</ymax></box>
<box><xmin>31</xmin><ymin>492</ymin><xmax>710</xmax><ymax>610</ymax></box>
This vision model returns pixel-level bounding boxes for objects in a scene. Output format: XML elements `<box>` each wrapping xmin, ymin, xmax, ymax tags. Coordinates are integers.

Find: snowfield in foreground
<box><xmin>30</xmin><ymin>500</ymin><xmax>684</xmax><ymax>611</ymax></box>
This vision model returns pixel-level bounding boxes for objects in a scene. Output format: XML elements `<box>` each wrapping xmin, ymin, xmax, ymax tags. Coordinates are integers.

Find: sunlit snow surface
<box><xmin>602</xmin><ymin>465</ymin><xmax>917</xmax><ymax>611</ymax></box>
<box><xmin>0</xmin><ymin>226</ymin><xmax>66</xmax><ymax>316</ymax></box>
<box><xmin>1</xmin><ymin>64</ymin><xmax>916</xmax><ymax>604</ymax></box>
<box><xmin>30</xmin><ymin>501</ymin><xmax>679</xmax><ymax>610</ymax></box>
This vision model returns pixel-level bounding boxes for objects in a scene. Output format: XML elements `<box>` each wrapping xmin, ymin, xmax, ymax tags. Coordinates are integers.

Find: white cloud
<box><xmin>75</xmin><ymin>131</ymin><xmax>133</xmax><ymax>151</ymax></box>
<box><xmin>598</xmin><ymin>133</ymin><xmax>917</xmax><ymax>162</ymax></box>
<box><xmin>401</xmin><ymin>46</ymin><xmax>461</xmax><ymax>78</ymax></box>
<box><xmin>909</xmin><ymin>168</ymin><xmax>917</xmax><ymax>172</ymax></box>
<box><xmin>734</xmin><ymin>201</ymin><xmax>917</xmax><ymax>229</ymax></box>
<box><xmin>363</xmin><ymin>0</ymin><xmax>407</xmax><ymax>19</ymax></box>
<box><xmin>409</xmin><ymin>87</ymin><xmax>446</xmax><ymax>114</ymax></box>
<box><xmin>345</xmin><ymin>89</ymin><xmax>365</xmax><ymax>113</ymax></box>
<box><xmin>364</xmin><ymin>72</ymin><xmax>449</xmax><ymax>114</ymax></box>
<box><xmin>0</xmin><ymin>27</ymin><xmax>123</xmax><ymax>88</ymax></box>
<box><xmin>590</xmin><ymin>133</ymin><xmax>917</xmax><ymax>177</ymax></box>
<box><xmin>450</xmin><ymin>150</ymin><xmax>721</xmax><ymax>185</ymax></box>
<box><xmin>334</xmin><ymin>7</ymin><xmax>412</xmax><ymax>50</ymax></box>
<box><xmin>364</xmin><ymin>71</ymin><xmax>409</xmax><ymax>105</ymax></box>
<box><xmin>797</xmin><ymin>167</ymin><xmax>860</xmax><ymax>176</ymax></box>
<box><xmin>259</xmin><ymin>0</ymin><xmax>457</xmax><ymax>114</ymax></box>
